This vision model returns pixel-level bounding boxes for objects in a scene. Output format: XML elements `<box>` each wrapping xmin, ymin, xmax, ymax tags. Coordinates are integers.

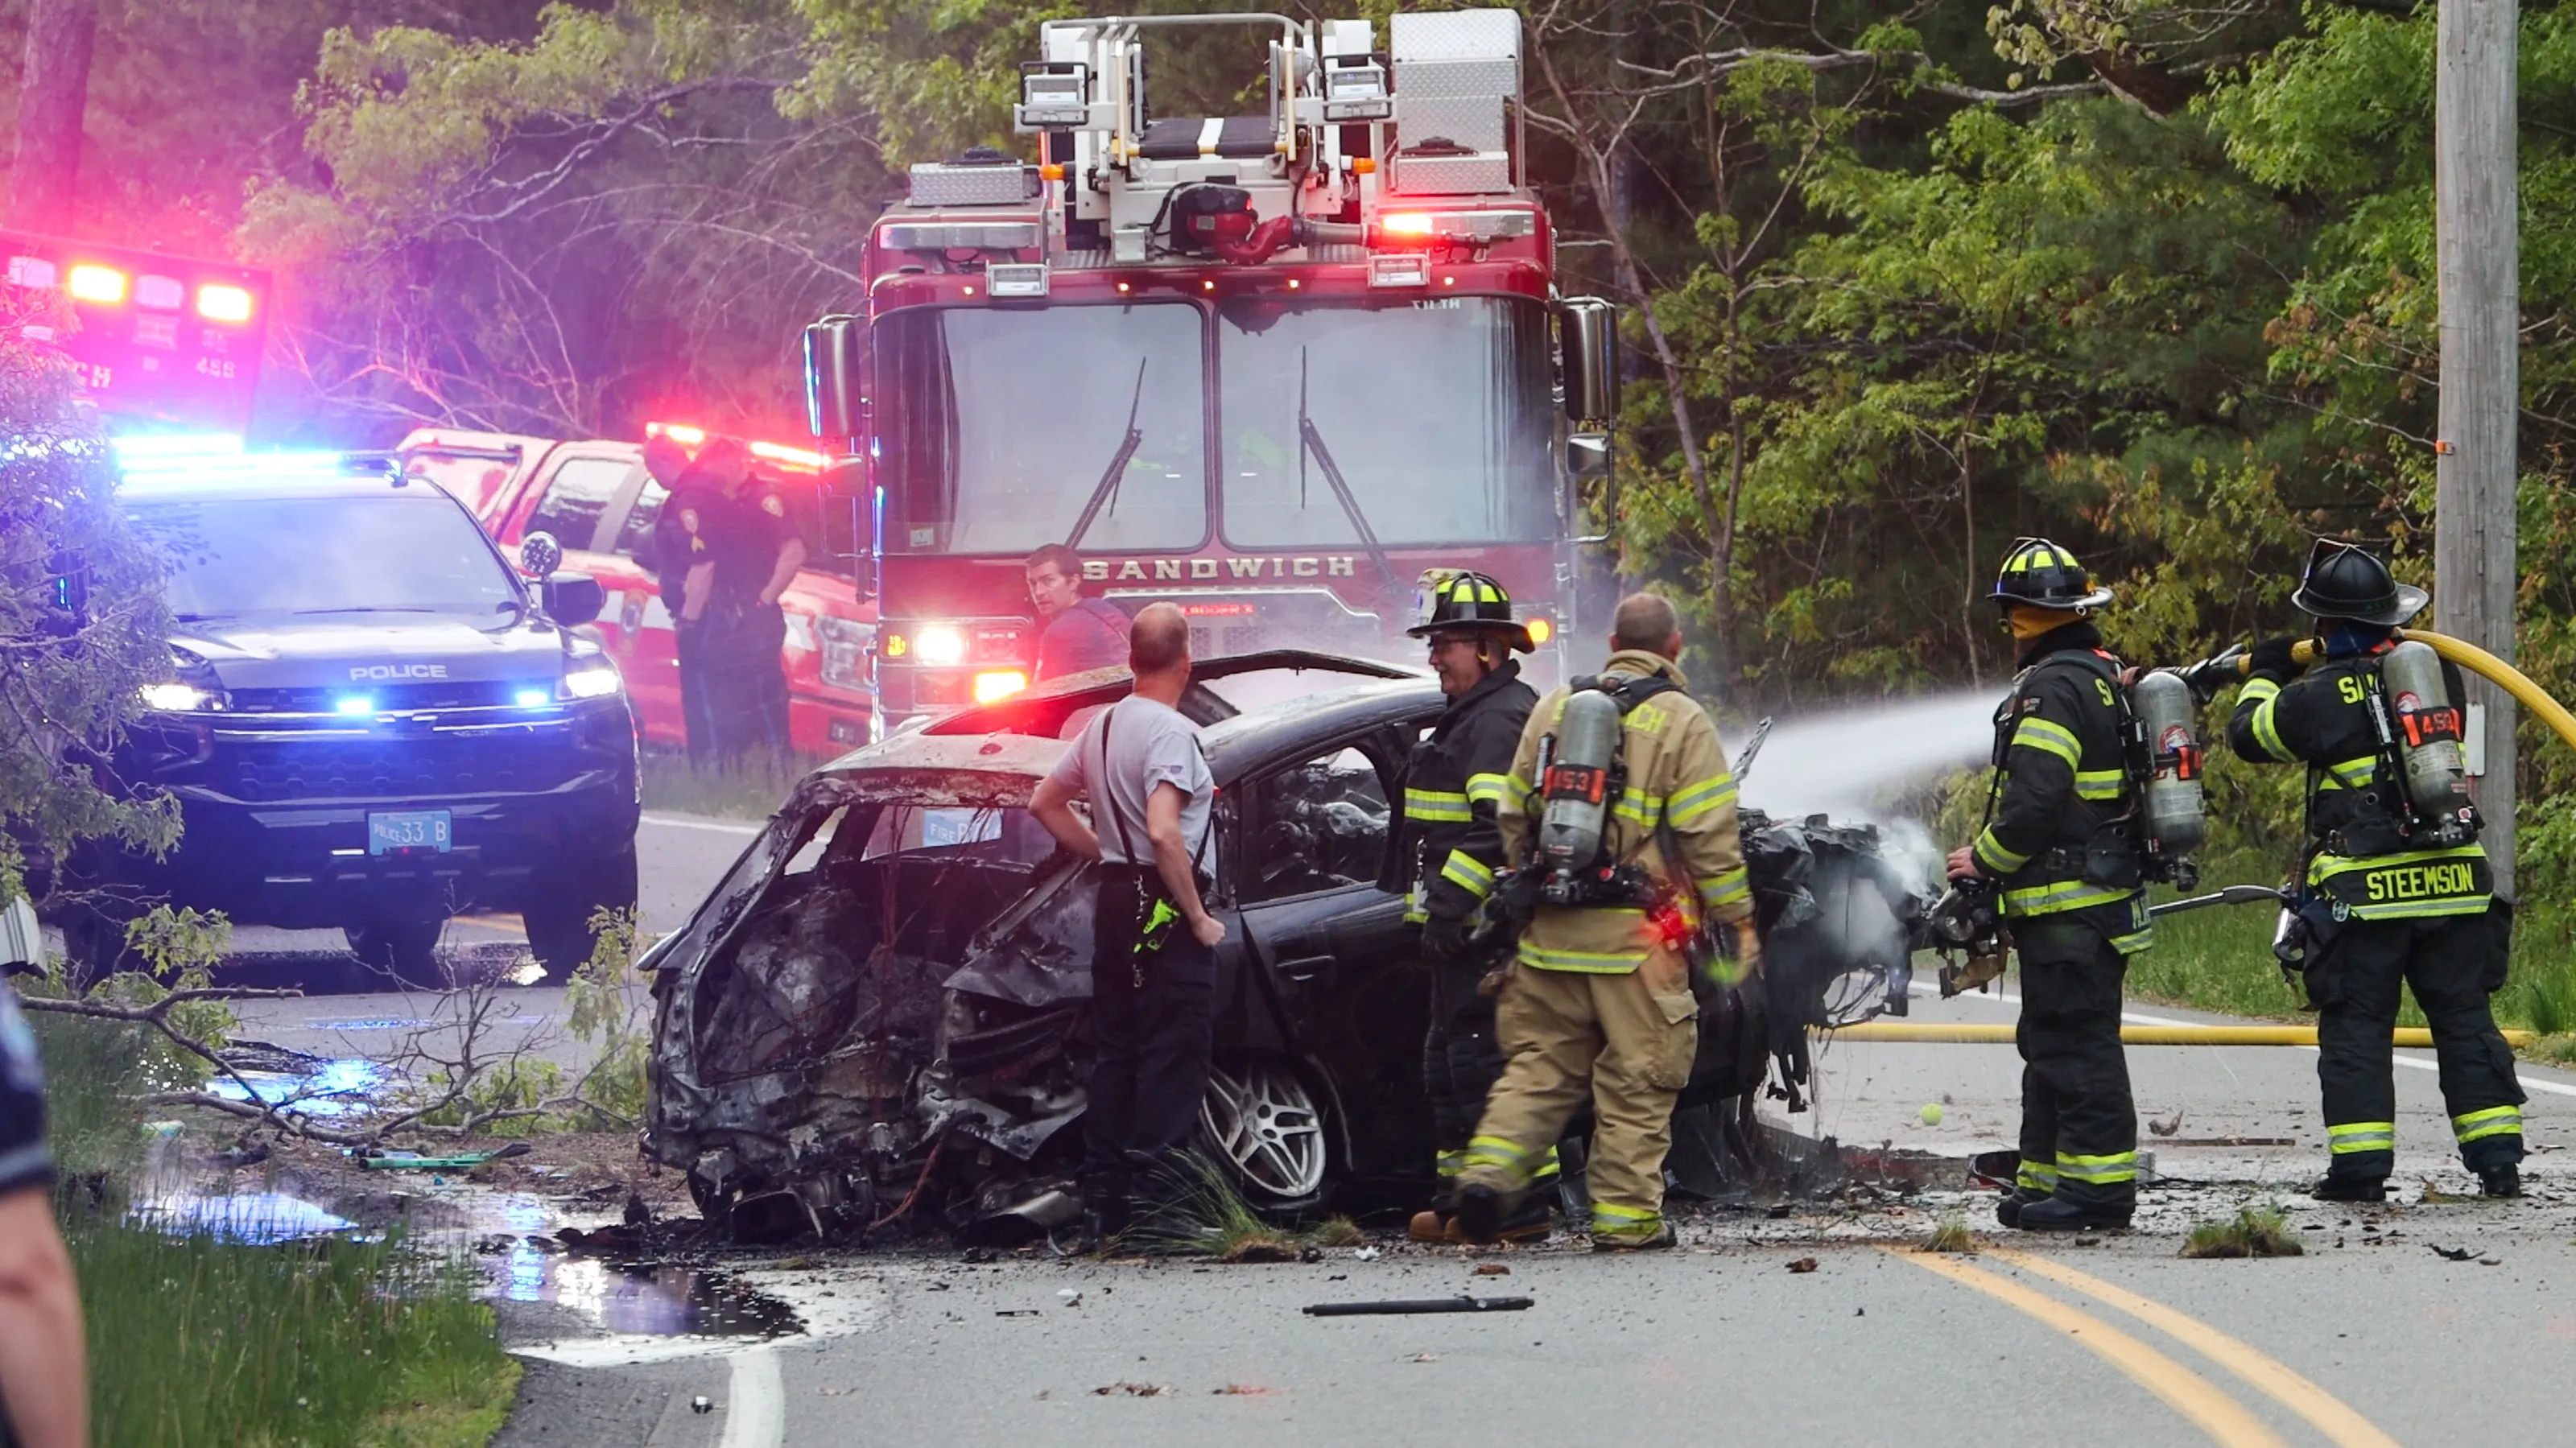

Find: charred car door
<box><xmin>1225</xmin><ymin>729</ymin><xmax>1426</xmax><ymax>1194</ymax></box>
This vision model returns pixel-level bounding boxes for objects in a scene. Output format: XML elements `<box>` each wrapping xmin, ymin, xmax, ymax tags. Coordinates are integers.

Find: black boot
<box><xmin>1455</xmin><ymin>1183</ymin><xmax>1505</xmax><ymax>1244</ymax></box>
<box><xmin>2310</xmin><ymin>1175</ymin><xmax>2388</xmax><ymax>1203</ymax></box>
<box><xmin>2017</xmin><ymin>1195</ymin><xmax>2132</xmax><ymax>1231</ymax></box>
<box><xmin>1996</xmin><ymin>1190</ymin><xmax>2049</xmax><ymax>1230</ymax></box>
<box><xmin>2478</xmin><ymin>1163</ymin><xmax>2521</xmax><ymax>1198</ymax></box>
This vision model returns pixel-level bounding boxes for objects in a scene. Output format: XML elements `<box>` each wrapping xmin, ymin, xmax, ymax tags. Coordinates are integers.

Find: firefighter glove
<box><xmin>2248</xmin><ymin>635</ymin><xmax>2310</xmax><ymax>681</ymax></box>
<box><xmin>1422</xmin><ymin>914</ymin><xmax>1471</xmax><ymax>962</ymax></box>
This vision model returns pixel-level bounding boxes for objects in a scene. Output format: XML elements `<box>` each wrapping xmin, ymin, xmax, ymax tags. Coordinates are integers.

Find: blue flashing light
<box><xmin>111</xmin><ymin>432</ymin><xmax>245</xmax><ymax>464</ymax></box>
<box><xmin>335</xmin><ymin>695</ymin><xmax>374</xmax><ymax>716</ymax></box>
<box><xmin>514</xmin><ymin>688</ymin><xmax>551</xmax><ymax>709</ymax></box>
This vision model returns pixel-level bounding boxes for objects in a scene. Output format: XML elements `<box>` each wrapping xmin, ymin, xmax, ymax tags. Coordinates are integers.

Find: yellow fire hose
<box><xmin>1829</xmin><ymin>1022</ymin><xmax>2534</xmax><ymax>1047</ymax></box>
<box><xmin>2256</xmin><ymin>628</ymin><xmax>2576</xmax><ymax>753</ymax></box>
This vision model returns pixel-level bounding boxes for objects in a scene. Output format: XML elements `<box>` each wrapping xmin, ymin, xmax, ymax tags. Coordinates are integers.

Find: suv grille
<box><xmin>216</xmin><ymin>732</ymin><xmax>578</xmax><ymax>801</ymax></box>
<box><xmin>225</xmin><ymin>681</ymin><xmax>541</xmax><ymax>713</ymax></box>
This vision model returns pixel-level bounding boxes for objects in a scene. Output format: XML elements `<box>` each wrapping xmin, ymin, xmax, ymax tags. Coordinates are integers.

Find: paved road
<box><xmin>479</xmin><ymin>922</ymin><xmax>2576</xmax><ymax>1448</ymax></box>
<box><xmin>226</xmin><ymin>810</ymin><xmax>760</xmax><ymax>1073</ymax></box>
<box><xmin>204</xmin><ymin>811</ymin><xmax>2576</xmax><ymax>1447</ymax></box>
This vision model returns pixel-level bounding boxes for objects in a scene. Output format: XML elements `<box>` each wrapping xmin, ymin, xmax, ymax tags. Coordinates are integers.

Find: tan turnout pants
<box><xmin>1457</xmin><ymin>945</ymin><xmax>1698</xmax><ymax>1237</ymax></box>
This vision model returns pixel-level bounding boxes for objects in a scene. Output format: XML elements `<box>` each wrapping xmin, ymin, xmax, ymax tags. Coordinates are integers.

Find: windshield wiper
<box><xmin>1295</xmin><ymin>349</ymin><xmax>1399</xmax><ymax>592</ymax></box>
<box><xmin>1065</xmin><ymin>357</ymin><xmax>1150</xmax><ymax>551</ymax></box>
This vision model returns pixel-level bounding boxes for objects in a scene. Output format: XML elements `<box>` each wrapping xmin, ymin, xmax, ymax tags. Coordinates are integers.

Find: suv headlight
<box><xmin>814</xmin><ymin>614</ymin><xmax>874</xmax><ymax>690</ymax></box>
<box><xmin>138</xmin><ymin>682</ymin><xmax>218</xmax><ymax>712</ymax></box>
<box><xmin>559</xmin><ymin>656</ymin><xmax>623</xmax><ymax>700</ymax></box>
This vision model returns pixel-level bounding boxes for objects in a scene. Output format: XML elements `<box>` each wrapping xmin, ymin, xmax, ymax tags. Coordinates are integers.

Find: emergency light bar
<box><xmin>1376</xmin><ymin>209</ymin><xmax>1535</xmax><ymax>242</ymax></box>
<box><xmin>644</xmin><ymin>421</ymin><xmax>830</xmax><ymax>472</ymax></box>
<box><xmin>878</xmin><ymin>221</ymin><xmax>1041</xmax><ymax>252</ymax></box>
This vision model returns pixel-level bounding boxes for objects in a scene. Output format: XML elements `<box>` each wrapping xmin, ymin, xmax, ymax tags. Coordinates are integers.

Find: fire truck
<box><xmin>802</xmin><ymin>6</ymin><xmax>1616</xmax><ymax>728</ymax></box>
<box><xmin>2</xmin><ymin>233</ymin><xmax>270</xmax><ymax>436</ymax></box>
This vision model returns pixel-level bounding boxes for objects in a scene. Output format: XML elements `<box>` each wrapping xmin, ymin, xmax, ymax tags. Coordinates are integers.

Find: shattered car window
<box><xmin>862</xmin><ymin>803</ymin><xmax>1061</xmax><ymax>865</ymax></box>
<box><xmin>1242</xmin><ymin>746</ymin><xmax>1389</xmax><ymax>902</ymax></box>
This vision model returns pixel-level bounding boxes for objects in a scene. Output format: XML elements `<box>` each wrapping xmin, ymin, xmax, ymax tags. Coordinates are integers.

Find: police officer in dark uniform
<box><xmin>2225</xmin><ymin>539</ymin><xmax>2524</xmax><ymax>1200</ymax></box>
<box><xmin>1394</xmin><ymin>571</ymin><xmax>1550</xmax><ymax>1244</ymax></box>
<box><xmin>1946</xmin><ymin>540</ymin><xmax>2153</xmax><ymax>1232</ymax></box>
<box><xmin>657</xmin><ymin>438</ymin><xmax>803</xmax><ymax>763</ymax></box>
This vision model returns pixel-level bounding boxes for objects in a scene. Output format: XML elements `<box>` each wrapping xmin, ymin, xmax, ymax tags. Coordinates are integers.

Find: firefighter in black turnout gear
<box><xmin>2225</xmin><ymin>540</ymin><xmax>2524</xmax><ymax>1201</ymax></box>
<box><xmin>1947</xmin><ymin>540</ymin><xmax>2153</xmax><ymax>1232</ymax></box>
<box><xmin>1396</xmin><ymin>571</ymin><xmax>1549</xmax><ymax>1244</ymax></box>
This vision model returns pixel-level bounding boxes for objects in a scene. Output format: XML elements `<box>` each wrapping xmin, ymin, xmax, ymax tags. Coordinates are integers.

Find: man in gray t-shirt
<box><xmin>1031</xmin><ymin>602</ymin><xmax>1224</xmax><ymax>1243</ymax></box>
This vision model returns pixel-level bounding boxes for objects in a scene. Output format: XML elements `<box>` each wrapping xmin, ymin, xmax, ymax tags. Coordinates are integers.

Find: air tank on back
<box><xmin>2132</xmin><ymin>670</ymin><xmax>2207</xmax><ymax>862</ymax></box>
<box><xmin>1537</xmin><ymin>687</ymin><xmax>1624</xmax><ymax>873</ymax></box>
<box><xmin>2382</xmin><ymin>639</ymin><xmax>2475</xmax><ymax>831</ymax></box>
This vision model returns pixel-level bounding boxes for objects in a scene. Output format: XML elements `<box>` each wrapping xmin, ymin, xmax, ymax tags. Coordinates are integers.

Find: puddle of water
<box><xmin>208</xmin><ymin>1057</ymin><xmax>389</xmax><ymax>1118</ymax></box>
<box><xmin>503</xmin><ymin>1252</ymin><xmax>803</xmax><ymax>1338</ymax></box>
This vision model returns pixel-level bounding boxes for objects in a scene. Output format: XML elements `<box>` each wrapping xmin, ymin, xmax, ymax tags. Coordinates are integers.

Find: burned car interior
<box><xmin>643</xmin><ymin>654</ymin><xmax>1938</xmax><ymax>1244</ymax></box>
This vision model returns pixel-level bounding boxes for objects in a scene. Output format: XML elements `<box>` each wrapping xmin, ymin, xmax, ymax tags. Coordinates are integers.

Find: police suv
<box><xmin>64</xmin><ymin>452</ymin><xmax>642</xmax><ymax>985</ymax></box>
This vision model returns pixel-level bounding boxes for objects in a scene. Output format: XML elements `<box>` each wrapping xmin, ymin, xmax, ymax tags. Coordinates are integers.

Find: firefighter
<box><xmin>1454</xmin><ymin>592</ymin><xmax>1757</xmax><ymax>1252</ymax></box>
<box><xmin>2225</xmin><ymin>540</ymin><xmax>2524</xmax><ymax>1200</ymax></box>
<box><xmin>1395</xmin><ymin>571</ymin><xmax>1547</xmax><ymax>1244</ymax></box>
<box><xmin>1946</xmin><ymin>539</ymin><xmax>2153</xmax><ymax>1232</ymax></box>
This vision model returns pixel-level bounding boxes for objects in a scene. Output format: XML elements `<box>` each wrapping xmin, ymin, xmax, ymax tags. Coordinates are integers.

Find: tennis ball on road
<box><xmin>1919</xmin><ymin>1103</ymin><xmax>1944</xmax><ymax>1126</ymax></box>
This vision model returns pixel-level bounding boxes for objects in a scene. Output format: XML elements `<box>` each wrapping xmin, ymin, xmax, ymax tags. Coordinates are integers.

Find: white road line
<box><xmin>719</xmin><ymin>1347</ymin><xmax>784</xmax><ymax>1448</ymax></box>
<box><xmin>1906</xmin><ymin>979</ymin><xmax>2576</xmax><ymax>1097</ymax></box>
<box><xmin>642</xmin><ymin>811</ymin><xmax>765</xmax><ymax>836</ymax></box>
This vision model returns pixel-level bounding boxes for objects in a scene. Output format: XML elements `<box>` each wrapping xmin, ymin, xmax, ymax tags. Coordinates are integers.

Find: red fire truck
<box><xmin>2</xmin><ymin>233</ymin><xmax>270</xmax><ymax>435</ymax></box>
<box><xmin>397</xmin><ymin>426</ymin><xmax>878</xmax><ymax>755</ymax></box>
<box><xmin>801</xmin><ymin>6</ymin><xmax>1616</xmax><ymax>729</ymax></box>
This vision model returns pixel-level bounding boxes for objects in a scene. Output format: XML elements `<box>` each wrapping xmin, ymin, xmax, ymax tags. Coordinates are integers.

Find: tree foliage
<box><xmin>0</xmin><ymin>284</ymin><xmax>176</xmax><ymax>905</ymax></box>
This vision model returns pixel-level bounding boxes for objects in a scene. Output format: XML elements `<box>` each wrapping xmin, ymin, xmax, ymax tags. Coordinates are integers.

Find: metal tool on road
<box><xmin>1303</xmin><ymin>1295</ymin><xmax>1534</xmax><ymax>1317</ymax></box>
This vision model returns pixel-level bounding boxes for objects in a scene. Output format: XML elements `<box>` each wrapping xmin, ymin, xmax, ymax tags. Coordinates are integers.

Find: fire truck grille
<box><xmin>1150</xmin><ymin>592</ymin><xmax>1389</xmax><ymax>664</ymax></box>
<box><xmin>214</xmin><ymin>733</ymin><xmax>579</xmax><ymax>802</ymax></box>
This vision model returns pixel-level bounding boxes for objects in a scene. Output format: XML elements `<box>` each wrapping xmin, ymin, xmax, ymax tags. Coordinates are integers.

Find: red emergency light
<box><xmin>5</xmin><ymin>233</ymin><xmax>270</xmax><ymax>435</ymax></box>
<box><xmin>646</xmin><ymin>420</ymin><xmax>828</xmax><ymax>472</ymax></box>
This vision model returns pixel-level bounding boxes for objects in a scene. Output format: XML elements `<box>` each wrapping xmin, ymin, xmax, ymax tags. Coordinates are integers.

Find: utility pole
<box><xmin>2435</xmin><ymin>0</ymin><xmax>2519</xmax><ymax>896</ymax></box>
<box><xmin>8</xmin><ymin>0</ymin><xmax>99</xmax><ymax>233</ymax></box>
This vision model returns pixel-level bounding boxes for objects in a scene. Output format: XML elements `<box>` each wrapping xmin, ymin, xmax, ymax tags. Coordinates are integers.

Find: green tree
<box><xmin>0</xmin><ymin>283</ymin><xmax>178</xmax><ymax>908</ymax></box>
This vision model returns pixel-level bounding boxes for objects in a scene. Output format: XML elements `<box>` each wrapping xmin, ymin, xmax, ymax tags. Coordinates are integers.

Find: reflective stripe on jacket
<box><xmin>1970</xmin><ymin>625</ymin><xmax>2150</xmax><ymax>951</ymax></box>
<box><xmin>1496</xmin><ymin>650</ymin><xmax>1751</xmax><ymax>972</ymax></box>
<box><xmin>2226</xmin><ymin>654</ymin><xmax>2491</xmax><ymax>922</ymax></box>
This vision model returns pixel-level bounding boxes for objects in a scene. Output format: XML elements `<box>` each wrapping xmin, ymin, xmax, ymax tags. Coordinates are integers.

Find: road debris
<box><xmin>1472</xmin><ymin>1263</ymin><xmax>1511</xmax><ymax>1277</ymax></box>
<box><xmin>1787</xmin><ymin>1257</ymin><xmax>1820</xmax><ymax>1273</ymax></box>
<box><xmin>2181</xmin><ymin>1207</ymin><xmax>2303</xmax><ymax>1259</ymax></box>
<box><xmin>1212</xmin><ymin>1384</ymin><xmax>1275</xmax><ymax>1396</ymax></box>
<box><xmin>354</xmin><ymin>1142</ymin><xmax>532</xmax><ymax>1171</ymax></box>
<box><xmin>1303</xmin><ymin>1295</ymin><xmax>1534</xmax><ymax>1317</ymax></box>
<box><xmin>1094</xmin><ymin>1382</ymin><xmax>1173</xmax><ymax>1397</ymax></box>
<box><xmin>2430</xmin><ymin>1244</ymin><xmax>2477</xmax><ymax>1261</ymax></box>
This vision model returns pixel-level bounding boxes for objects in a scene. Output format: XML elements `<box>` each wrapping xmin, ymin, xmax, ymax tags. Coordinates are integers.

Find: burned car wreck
<box><xmin>642</xmin><ymin>654</ymin><xmax>1938</xmax><ymax>1243</ymax></box>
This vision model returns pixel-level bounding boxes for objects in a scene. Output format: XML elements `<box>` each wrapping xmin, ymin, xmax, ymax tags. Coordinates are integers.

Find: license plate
<box><xmin>367</xmin><ymin>811</ymin><xmax>452</xmax><ymax>855</ymax></box>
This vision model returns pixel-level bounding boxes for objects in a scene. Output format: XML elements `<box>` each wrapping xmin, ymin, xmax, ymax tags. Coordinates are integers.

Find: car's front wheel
<box><xmin>524</xmin><ymin>844</ymin><xmax>639</xmax><ymax>984</ymax></box>
<box><xmin>1196</xmin><ymin>1055</ymin><xmax>1331</xmax><ymax>1215</ymax></box>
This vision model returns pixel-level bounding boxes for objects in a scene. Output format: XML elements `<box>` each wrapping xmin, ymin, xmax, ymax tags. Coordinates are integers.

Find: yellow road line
<box><xmin>1883</xmin><ymin>1248</ymin><xmax>2289</xmax><ymax>1448</ymax></box>
<box><xmin>1991</xmin><ymin>1250</ymin><xmax>2403</xmax><ymax>1448</ymax></box>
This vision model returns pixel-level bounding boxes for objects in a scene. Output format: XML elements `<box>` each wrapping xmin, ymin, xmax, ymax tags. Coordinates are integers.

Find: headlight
<box><xmin>138</xmin><ymin>682</ymin><xmax>216</xmax><ymax>712</ymax></box>
<box><xmin>814</xmin><ymin>614</ymin><xmax>874</xmax><ymax>691</ymax></box>
<box><xmin>559</xmin><ymin>658</ymin><xmax>623</xmax><ymax>700</ymax></box>
<box><xmin>912</xmin><ymin>623</ymin><xmax>967</xmax><ymax>667</ymax></box>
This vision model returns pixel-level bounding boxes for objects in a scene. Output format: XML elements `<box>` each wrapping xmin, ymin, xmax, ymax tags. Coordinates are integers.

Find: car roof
<box><xmin>815</xmin><ymin>659</ymin><xmax>1447</xmax><ymax>795</ymax></box>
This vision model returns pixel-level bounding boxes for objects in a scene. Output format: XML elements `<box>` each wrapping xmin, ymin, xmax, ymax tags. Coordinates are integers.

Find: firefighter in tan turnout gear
<box><xmin>1454</xmin><ymin>593</ymin><xmax>1757</xmax><ymax>1252</ymax></box>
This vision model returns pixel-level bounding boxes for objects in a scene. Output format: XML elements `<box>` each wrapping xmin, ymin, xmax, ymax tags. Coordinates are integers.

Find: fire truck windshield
<box><xmin>1218</xmin><ymin>295</ymin><xmax>1554</xmax><ymax>548</ymax></box>
<box><xmin>877</xmin><ymin>303</ymin><xmax>1209</xmax><ymax>555</ymax></box>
